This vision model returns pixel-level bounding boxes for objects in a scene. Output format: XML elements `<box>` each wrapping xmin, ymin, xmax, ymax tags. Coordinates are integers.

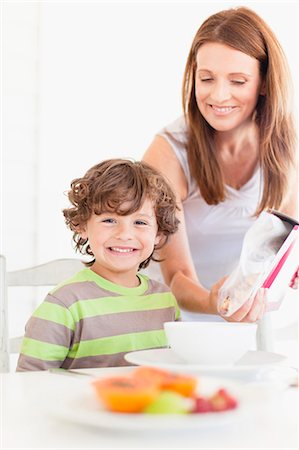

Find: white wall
<box><xmin>36</xmin><ymin>0</ymin><xmax>298</xmax><ymax>264</ymax></box>
<box><xmin>2</xmin><ymin>2</ymin><xmax>39</xmax><ymax>268</ymax></box>
<box><xmin>2</xmin><ymin>1</ymin><xmax>298</xmax><ymax>269</ymax></box>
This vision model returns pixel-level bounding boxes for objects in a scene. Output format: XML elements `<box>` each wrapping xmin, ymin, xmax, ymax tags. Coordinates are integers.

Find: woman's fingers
<box><xmin>223</xmin><ymin>288</ymin><xmax>267</xmax><ymax>323</ymax></box>
<box><xmin>243</xmin><ymin>289</ymin><xmax>267</xmax><ymax>322</ymax></box>
<box><xmin>223</xmin><ymin>295</ymin><xmax>254</xmax><ymax>322</ymax></box>
<box><xmin>289</xmin><ymin>267</ymin><xmax>299</xmax><ymax>289</ymax></box>
<box><xmin>210</xmin><ymin>276</ymin><xmax>229</xmax><ymax>313</ymax></box>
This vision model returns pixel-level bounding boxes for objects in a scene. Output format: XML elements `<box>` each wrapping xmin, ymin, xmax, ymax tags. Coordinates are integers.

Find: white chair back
<box><xmin>0</xmin><ymin>255</ymin><xmax>84</xmax><ymax>372</ymax></box>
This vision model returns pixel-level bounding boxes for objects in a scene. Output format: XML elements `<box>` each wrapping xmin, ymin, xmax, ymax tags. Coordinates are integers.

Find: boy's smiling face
<box><xmin>80</xmin><ymin>198</ymin><xmax>160</xmax><ymax>287</ymax></box>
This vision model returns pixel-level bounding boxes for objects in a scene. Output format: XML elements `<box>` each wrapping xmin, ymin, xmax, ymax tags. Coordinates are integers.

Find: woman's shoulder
<box><xmin>143</xmin><ymin>116</ymin><xmax>190</xmax><ymax>199</ymax></box>
<box><xmin>156</xmin><ymin>116</ymin><xmax>189</xmax><ymax>167</ymax></box>
<box><xmin>158</xmin><ymin>115</ymin><xmax>187</xmax><ymax>141</ymax></box>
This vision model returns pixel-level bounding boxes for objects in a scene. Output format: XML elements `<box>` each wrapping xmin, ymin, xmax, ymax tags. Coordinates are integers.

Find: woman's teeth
<box><xmin>211</xmin><ymin>105</ymin><xmax>235</xmax><ymax>113</ymax></box>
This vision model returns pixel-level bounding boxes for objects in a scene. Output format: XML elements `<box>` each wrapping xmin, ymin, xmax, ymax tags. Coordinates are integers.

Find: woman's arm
<box><xmin>143</xmin><ymin>136</ymin><xmax>267</xmax><ymax>321</ymax></box>
<box><xmin>143</xmin><ymin>136</ymin><xmax>217</xmax><ymax>314</ymax></box>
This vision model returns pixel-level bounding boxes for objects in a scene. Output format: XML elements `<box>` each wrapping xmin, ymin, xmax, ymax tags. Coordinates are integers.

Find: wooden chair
<box><xmin>0</xmin><ymin>255</ymin><xmax>84</xmax><ymax>372</ymax></box>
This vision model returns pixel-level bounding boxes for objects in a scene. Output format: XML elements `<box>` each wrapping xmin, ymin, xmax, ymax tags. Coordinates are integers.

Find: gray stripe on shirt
<box><xmin>73</xmin><ymin>307</ymin><xmax>176</xmax><ymax>342</ymax></box>
<box><xmin>23</xmin><ymin>307</ymin><xmax>175</xmax><ymax>346</ymax></box>
<box><xmin>16</xmin><ymin>347</ymin><xmax>166</xmax><ymax>371</ymax></box>
<box><xmin>24</xmin><ymin>316</ymin><xmax>73</xmax><ymax>347</ymax></box>
<box><xmin>47</xmin><ymin>282</ymin><xmax>120</xmax><ymax>307</ymax></box>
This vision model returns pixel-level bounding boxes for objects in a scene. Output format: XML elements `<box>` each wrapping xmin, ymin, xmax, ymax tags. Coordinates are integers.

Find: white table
<box><xmin>1</xmin><ymin>364</ymin><xmax>298</xmax><ymax>449</ymax></box>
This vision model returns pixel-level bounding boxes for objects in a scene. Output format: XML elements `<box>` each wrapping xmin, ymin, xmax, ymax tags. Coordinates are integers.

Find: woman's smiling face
<box><xmin>195</xmin><ymin>42</ymin><xmax>263</xmax><ymax>132</ymax></box>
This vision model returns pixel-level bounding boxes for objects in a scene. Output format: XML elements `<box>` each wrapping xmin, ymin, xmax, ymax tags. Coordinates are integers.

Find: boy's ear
<box><xmin>154</xmin><ymin>234</ymin><xmax>162</xmax><ymax>246</ymax></box>
<box><xmin>78</xmin><ymin>225</ymin><xmax>88</xmax><ymax>239</ymax></box>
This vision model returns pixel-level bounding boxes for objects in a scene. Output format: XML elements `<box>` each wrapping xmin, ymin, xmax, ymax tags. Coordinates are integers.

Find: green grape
<box><xmin>143</xmin><ymin>391</ymin><xmax>193</xmax><ymax>414</ymax></box>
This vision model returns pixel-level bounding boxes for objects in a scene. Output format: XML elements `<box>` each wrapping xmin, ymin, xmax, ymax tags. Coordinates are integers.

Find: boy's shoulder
<box><xmin>139</xmin><ymin>274</ymin><xmax>180</xmax><ymax>319</ymax></box>
<box><xmin>139</xmin><ymin>273</ymin><xmax>172</xmax><ymax>295</ymax></box>
<box><xmin>49</xmin><ymin>268</ymin><xmax>110</xmax><ymax>305</ymax></box>
<box><xmin>51</xmin><ymin>268</ymin><xmax>90</xmax><ymax>291</ymax></box>
<box><xmin>49</xmin><ymin>270</ymin><xmax>174</xmax><ymax>305</ymax></box>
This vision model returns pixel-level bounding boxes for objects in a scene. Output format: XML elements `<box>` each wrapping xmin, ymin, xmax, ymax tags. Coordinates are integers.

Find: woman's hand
<box><xmin>289</xmin><ymin>267</ymin><xmax>299</xmax><ymax>289</ymax></box>
<box><xmin>221</xmin><ymin>288</ymin><xmax>267</xmax><ymax>323</ymax></box>
<box><xmin>210</xmin><ymin>265</ymin><xmax>299</xmax><ymax>323</ymax></box>
<box><xmin>209</xmin><ymin>279</ymin><xmax>267</xmax><ymax>323</ymax></box>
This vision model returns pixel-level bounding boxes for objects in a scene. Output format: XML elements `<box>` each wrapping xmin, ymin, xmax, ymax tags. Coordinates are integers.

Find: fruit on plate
<box><xmin>192</xmin><ymin>388</ymin><xmax>238</xmax><ymax>413</ymax></box>
<box><xmin>143</xmin><ymin>391</ymin><xmax>193</xmax><ymax>414</ymax></box>
<box><xmin>132</xmin><ymin>366</ymin><xmax>171</xmax><ymax>384</ymax></box>
<box><xmin>92</xmin><ymin>375</ymin><xmax>159</xmax><ymax>413</ymax></box>
<box><xmin>209</xmin><ymin>388</ymin><xmax>238</xmax><ymax>411</ymax></box>
<box><xmin>192</xmin><ymin>396</ymin><xmax>213</xmax><ymax>413</ymax></box>
<box><xmin>132</xmin><ymin>366</ymin><xmax>198</xmax><ymax>397</ymax></box>
<box><xmin>91</xmin><ymin>367</ymin><xmax>238</xmax><ymax>415</ymax></box>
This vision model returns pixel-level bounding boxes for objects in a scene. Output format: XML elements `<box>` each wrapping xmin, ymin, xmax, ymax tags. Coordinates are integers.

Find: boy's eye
<box><xmin>102</xmin><ymin>218</ymin><xmax>116</xmax><ymax>224</ymax></box>
<box><xmin>135</xmin><ymin>220</ymin><xmax>147</xmax><ymax>226</ymax></box>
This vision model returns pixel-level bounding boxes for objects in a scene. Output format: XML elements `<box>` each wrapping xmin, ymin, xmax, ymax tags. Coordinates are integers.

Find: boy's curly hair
<box><xmin>63</xmin><ymin>158</ymin><xmax>179</xmax><ymax>269</ymax></box>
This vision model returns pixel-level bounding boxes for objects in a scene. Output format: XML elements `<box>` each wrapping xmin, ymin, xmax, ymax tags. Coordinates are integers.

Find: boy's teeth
<box><xmin>110</xmin><ymin>247</ymin><xmax>134</xmax><ymax>253</ymax></box>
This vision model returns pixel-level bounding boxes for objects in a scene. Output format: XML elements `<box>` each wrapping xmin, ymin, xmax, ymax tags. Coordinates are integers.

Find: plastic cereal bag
<box><xmin>218</xmin><ymin>211</ymin><xmax>292</xmax><ymax>317</ymax></box>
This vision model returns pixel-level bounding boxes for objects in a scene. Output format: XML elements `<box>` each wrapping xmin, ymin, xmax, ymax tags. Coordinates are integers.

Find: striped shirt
<box><xmin>16</xmin><ymin>269</ymin><xmax>180</xmax><ymax>371</ymax></box>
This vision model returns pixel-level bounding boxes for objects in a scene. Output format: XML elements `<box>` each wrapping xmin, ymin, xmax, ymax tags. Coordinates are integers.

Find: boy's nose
<box><xmin>114</xmin><ymin>223</ymin><xmax>134</xmax><ymax>240</ymax></box>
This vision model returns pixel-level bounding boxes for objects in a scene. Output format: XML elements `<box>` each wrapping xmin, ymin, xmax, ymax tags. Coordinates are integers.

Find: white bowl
<box><xmin>164</xmin><ymin>321</ymin><xmax>257</xmax><ymax>365</ymax></box>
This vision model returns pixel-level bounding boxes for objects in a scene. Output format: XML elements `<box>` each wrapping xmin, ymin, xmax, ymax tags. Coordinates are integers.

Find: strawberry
<box><xmin>210</xmin><ymin>388</ymin><xmax>238</xmax><ymax>411</ymax></box>
<box><xmin>192</xmin><ymin>397</ymin><xmax>213</xmax><ymax>413</ymax></box>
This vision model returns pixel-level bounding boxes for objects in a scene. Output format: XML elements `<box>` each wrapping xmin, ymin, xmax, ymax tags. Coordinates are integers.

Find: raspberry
<box><xmin>192</xmin><ymin>397</ymin><xmax>213</xmax><ymax>413</ymax></box>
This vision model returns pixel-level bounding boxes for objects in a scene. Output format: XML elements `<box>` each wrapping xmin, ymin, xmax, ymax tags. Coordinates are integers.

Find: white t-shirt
<box><xmin>149</xmin><ymin>116</ymin><xmax>263</xmax><ymax>322</ymax></box>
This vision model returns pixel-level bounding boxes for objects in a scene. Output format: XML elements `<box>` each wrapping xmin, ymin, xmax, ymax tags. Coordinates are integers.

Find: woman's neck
<box><xmin>215</xmin><ymin>121</ymin><xmax>260</xmax><ymax>190</ymax></box>
<box><xmin>215</xmin><ymin>121</ymin><xmax>259</xmax><ymax>160</ymax></box>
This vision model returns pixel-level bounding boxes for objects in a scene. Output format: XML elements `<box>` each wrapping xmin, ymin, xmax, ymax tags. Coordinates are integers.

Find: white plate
<box><xmin>46</xmin><ymin>376</ymin><xmax>260</xmax><ymax>431</ymax></box>
<box><xmin>124</xmin><ymin>348</ymin><xmax>285</xmax><ymax>378</ymax></box>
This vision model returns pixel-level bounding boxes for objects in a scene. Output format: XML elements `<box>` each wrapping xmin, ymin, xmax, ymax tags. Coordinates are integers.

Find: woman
<box><xmin>143</xmin><ymin>7</ymin><xmax>297</xmax><ymax>322</ymax></box>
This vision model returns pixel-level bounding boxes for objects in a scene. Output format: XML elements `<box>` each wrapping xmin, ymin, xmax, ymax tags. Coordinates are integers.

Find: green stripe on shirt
<box><xmin>21</xmin><ymin>330</ymin><xmax>167</xmax><ymax>362</ymax></box>
<box><xmin>33</xmin><ymin>301</ymin><xmax>75</xmax><ymax>330</ymax></box>
<box><xmin>69</xmin><ymin>292</ymin><xmax>177</xmax><ymax>322</ymax></box>
<box><xmin>68</xmin><ymin>329</ymin><xmax>167</xmax><ymax>358</ymax></box>
<box><xmin>20</xmin><ymin>337</ymin><xmax>69</xmax><ymax>361</ymax></box>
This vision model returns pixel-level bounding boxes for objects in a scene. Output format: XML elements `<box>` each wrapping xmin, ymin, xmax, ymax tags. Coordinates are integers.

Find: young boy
<box><xmin>17</xmin><ymin>159</ymin><xmax>180</xmax><ymax>371</ymax></box>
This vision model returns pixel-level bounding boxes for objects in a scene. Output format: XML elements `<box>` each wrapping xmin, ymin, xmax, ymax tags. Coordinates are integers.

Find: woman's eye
<box><xmin>135</xmin><ymin>220</ymin><xmax>147</xmax><ymax>226</ymax></box>
<box><xmin>231</xmin><ymin>80</ymin><xmax>246</xmax><ymax>85</ymax></box>
<box><xmin>200</xmin><ymin>78</ymin><xmax>213</xmax><ymax>82</ymax></box>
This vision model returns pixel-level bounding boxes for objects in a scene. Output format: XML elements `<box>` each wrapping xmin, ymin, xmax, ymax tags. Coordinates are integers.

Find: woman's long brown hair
<box><xmin>182</xmin><ymin>7</ymin><xmax>296</xmax><ymax>214</ymax></box>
